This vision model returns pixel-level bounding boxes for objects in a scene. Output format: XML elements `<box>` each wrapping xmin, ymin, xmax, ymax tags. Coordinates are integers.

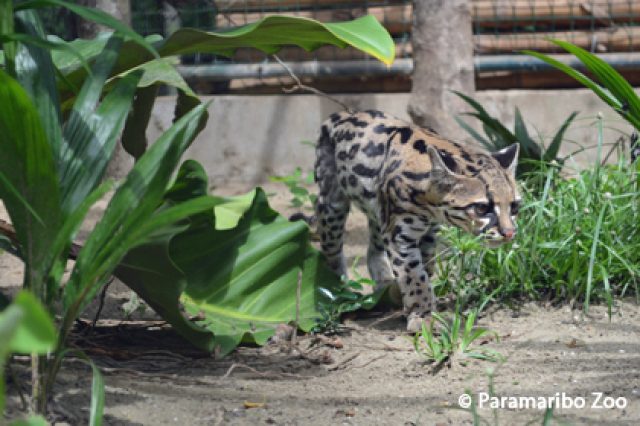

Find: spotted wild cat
<box><xmin>313</xmin><ymin>110</ymin><xmax>521</xmax><ymax>331</ymax></box>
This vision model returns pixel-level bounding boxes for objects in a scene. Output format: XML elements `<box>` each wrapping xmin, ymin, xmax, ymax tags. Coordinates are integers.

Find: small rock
<box><xmin>335</xmin><ymin>407</ymin><xmax>357</xmax><ymax>418</ymax></box>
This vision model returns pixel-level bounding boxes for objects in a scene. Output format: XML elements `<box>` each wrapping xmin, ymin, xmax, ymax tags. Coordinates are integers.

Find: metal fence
<box><xmin>473</xmin><ymin>1</ymin><xmax>640</xmax><ymax>54</ymax></box>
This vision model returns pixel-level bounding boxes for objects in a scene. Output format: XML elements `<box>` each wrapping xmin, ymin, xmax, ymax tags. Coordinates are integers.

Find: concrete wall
<box><xmin>147</xmin><ymin>90</ymin><xmax>632</xmax><ymax>185</ymax></box>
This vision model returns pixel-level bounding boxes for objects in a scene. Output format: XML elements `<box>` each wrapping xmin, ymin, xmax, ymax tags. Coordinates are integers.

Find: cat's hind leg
<box><xmin>366</xmin><ymin>217</ymin><xmax>395</xmax><ymax>290</ymax></box>
<box><xmin>315</xmin><ymin>124</ymin><xmax>351</xmax><ymax>278</ymax></box>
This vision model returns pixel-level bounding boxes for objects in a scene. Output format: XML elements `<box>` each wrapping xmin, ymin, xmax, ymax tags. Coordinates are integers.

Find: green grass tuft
<box><xmin>433</xmin><ymin>155</ymin><xmax>639</xmax><ymax>314</ymax></box>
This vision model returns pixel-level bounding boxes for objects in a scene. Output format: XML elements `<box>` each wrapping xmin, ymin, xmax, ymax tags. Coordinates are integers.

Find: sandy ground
<box><xmin>2</xmin><ymin>182</ymin><xmax>639</xmax><ymax>425</ymax></box>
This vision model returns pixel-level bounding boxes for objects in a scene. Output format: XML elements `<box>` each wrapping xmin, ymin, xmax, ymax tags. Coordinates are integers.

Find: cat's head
<box><xmin>427</xmin><ymin>143</ymin><xmax>521</xmax><ymax>246</ymax></box>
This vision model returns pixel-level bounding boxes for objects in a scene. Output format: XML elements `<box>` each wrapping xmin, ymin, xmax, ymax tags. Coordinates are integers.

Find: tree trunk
<box><xmin>407</xmin><ymin>0</ymin><xmax>475</xmax><ymax>140</ymax></box>
<box><xmin>76</xmin><ymin>0</ymin><xmax>131</xmax><ymax>37</ymax></box>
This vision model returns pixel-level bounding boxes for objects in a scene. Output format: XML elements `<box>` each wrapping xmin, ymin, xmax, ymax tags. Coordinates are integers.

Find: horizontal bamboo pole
<box><xmin>179</xmin><ymin>53</ymin><xmax>640</xmax><ymax>82</ymax></box>
<box><xmin>214</xmin><ymin>1</ymin><xmax>640</xmax><ymax>28</ymax></box>
<box><xmin>475</xmin><ymin>26</ymin><xmax>640</xmax><ymax>53</ymax></box>
<box><xmin>215</xmin><ymin>0</ymin><xmax>407</xmax><ymax>12</ymax></box>
<box><xmin>473</xmin><ymin>0</ymin><xmax>640</xmax><ymax>22</ymax></box>
<box><xmin>476</xmin><ymin>67</ymin><xmax>640</xmax><ymax>89</ymax></box>
<box><xmin>204</xmin><ymin>69</ymin><xmax>640</xmax><ymax>93</ymax></box>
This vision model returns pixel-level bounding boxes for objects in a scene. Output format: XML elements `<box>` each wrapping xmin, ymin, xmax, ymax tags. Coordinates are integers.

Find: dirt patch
<box><xmin>2</xmin><ymin>182</ymin><xmax>639</xmax><ymax>425</ymax></box>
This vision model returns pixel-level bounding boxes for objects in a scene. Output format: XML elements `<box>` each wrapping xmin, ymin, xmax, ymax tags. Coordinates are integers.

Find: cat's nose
<box><xmin>501</xmin><ymin>228</ymin><xmax>516</xmax><ymax>240</ymax></box>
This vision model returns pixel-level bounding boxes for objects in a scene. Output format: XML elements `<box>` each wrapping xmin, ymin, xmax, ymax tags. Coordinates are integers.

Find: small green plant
<box><xmin>121</xmin><ymin>292</ymin><xmax>147</xmax><ymax>319</ymax></box>
<box><xmin>454</xmin><ymin>90</ymin><xmax>578</xmax><ymax>177</ymax></box>
<box><xmin>431</xmin><ymin>226</ymin><xmax>490</xmax><ymax>308</ymax></box>
<box><xmin>413</xmin><ymin>306</ymin><xmax>503</xmax><ymax>368</ymax></box>
<box><xmin>270</xmin><ymin>167</ymin><xmax>317</xmax><ymax>209</ymax></box>
<box><xmin>1</xmin><ymin>292</ymin><xmax>59</xmax><ymax>425</ymax></box>
<box><xmin>314</xmin><ymin>261</ymin><xmax>381</xmax><ymax>334</ymax></box>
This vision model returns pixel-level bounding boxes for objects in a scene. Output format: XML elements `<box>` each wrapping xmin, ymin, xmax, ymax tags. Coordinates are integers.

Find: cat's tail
<box><xmin>289</xmin><ymin>213</ymin><xmax>319</xmax><ymax>242</ymax></box>
<box><xmin>288</xmin><ymin>212</ymin><xmax>317</xmax><ymax>226</ymax></box>
<box><xmin>288</xmin><ymin>115</ymin><xmax>339</xmax><ymax>230</ymax></box>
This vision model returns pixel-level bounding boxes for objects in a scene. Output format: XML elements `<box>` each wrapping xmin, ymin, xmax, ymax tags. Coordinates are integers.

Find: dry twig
<box><xmin>601</xmin><ymin>135</ymin><xmax>624</xmax><ymax>166</ymax></box>
<box><xmin>91</xmin><ymin>277</ymin><xmax>114</xmax><ymax>328</ymax></box>
<box><xmin>222</xmin><ymin>362</ymin><xmax>311</xmax><ymax>380</ymax></box>
<box><xmin>327</xmin><ymin>352</ymin><xmax>359</xmax><ymax>371</ymax></box>
<box><xmin>351</xmin><ymin>353</ymin><xmax>387</xmax><ymax>369</ymax></box>
<box><xmin>7</xmin><ymin>361</ymin><xmax>28</xmax><ymax>410</ymax></box>
<box><xmin>361</xmin><ymin>342</ymin><xmax>411</xmax><ymax>352</ymax></box>
<box><xmin>272</xmin><ymin>54</ymin><xmax>354</xmax><ymax>112</ymax></box>
<box><xmin>366</xmin><ymin>311</ymin><xmax>404</xmax><ymax>328</ymax></box>
<box><xmin>290</xmin><ymin>269</ymin><xmax>302</xmax><ymax>352</ymax></box>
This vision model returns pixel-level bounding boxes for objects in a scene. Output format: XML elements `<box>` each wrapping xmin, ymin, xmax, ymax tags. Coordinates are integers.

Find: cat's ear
<box><xmin>427</xmin><ymin>146</ymin><xmax>457</xmax><ymax>175</ymax></box>
<box><xmin>492</xmin><ymin>143</ymin><xmax>519</xmax><ymax>176</ymax></box>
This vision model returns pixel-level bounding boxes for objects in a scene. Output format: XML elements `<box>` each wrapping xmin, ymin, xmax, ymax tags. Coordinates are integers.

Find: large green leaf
<box><xmin>47</xmin><ymin>180</ymin><xmax>114</xmax><ymax>307</ymax></box>
<box><xmin>454</xmin><ymin>90</ymin><xmax>576</xmax><ymax>177</ymax></box>
<box><xmin>453</xmin><ymin>90</ymin><xmax>517</xmax><ymax>150</ymax></box>
<box><xmin>0</xmin><ymin>32</ymin><xmax>90</xmax><ymax>75</ymax></box>
<box><xmin>115</xmin><ymin>230</ymin><xmax>216</xmax><ymax>352</ymax></box>
<box><xmin>3</xmin><ymin>292</ymin><xmax>56</xmax><ymax>355</ymax></box>
<box><xmin>121</xmin><ymin>84</ymin><xmax>159</xmax><ymax>160</ymax></box>
<box><xmin>453</xmin><ymin>115</ymin><xmax>492</xmax><ymax>150</ymax></box>
<box><xmin>16</xmin><ymin>0</ymin><xmax>158</xmax><ymax>59</ymax></box>
<box><xmin>163</xmin><ymin>14</ymin><xmax>393</xmax><ymax>62</ymax></box>
<box><xmin>116</xmin><ymin>161</ymin><xmax>339</xmax><ymax>356</ymax></box>
<box><xmin>13</xmin><ymin>10</ymin><xmax>64</xmax><ymax>174</ymax></box>
<box><xmin>513</xmin><ymin>107</ymin><xmax>542</xmax><ymax>160</ymax></box>
<box><xmin>523</xmin><ymin>50</ymin><xmax>619</xmax><ymax>107</ymax></box>
<box><xmin>544</xmin><ymin>111</ymin><xmax>579</xmax><ymax>162</ymax></box>
<box><xmin>88</xmin><ymin>360</ymin><xmax>104</xmax><ymax>426</ymax></box>
<box><xmin>51</xmin><ymin>33</ymin><xmax>162</xmax><ymax>75</ymax></box>
<box><xmin>0</xmin><ymin>69</ymin><xmax>61</xmax><ymax>294</ymax></box>
<box><xmin>60</xmin><ymin>103</ymin><xmax>210</xmax><ymax>338</ymax></box>
<box><xmin>58</xmin><ymin>15</ymin><xmax>394</xmax><ymax>100</ymax></box>
<box><xmin>51</xmin><ymin>33</ymin><xmax>196</xmax><ymax>158</ymax></box>
<box><xmin>60</xmin><ymin>34</ymin><xmax>142</xmax><ymax>214</ymax></box>
<box><xmin>0</xmin><ymin>292</ymin><xmax>55</xmax><ymax>415</ymax></box>
<box><xmin>10</xmin><ymin>417</ymin><xmax>48</xmax><ymax>426</ymax></box>
<box><xmin>551</xmin><ymin>40</ymin><xmax>640</xmax><ymax>120</ymax></box>
<box><xmin>49</xmin><ymin>15</ymin><xmax>391</xmax><ymax>157</ymax></box>
<box><xmin>523</xmin><ymin>42</ymin><xmax>640</xmax><ymax>131</ymax></box>
<box><xmin>175</xmin><ymin>188</ymin><xmax>337</xmax><ymax>357</ymax></box>
<box><xmin>0</xmin><ymin>0</ymin><xmax>16</xmax><ymax>74</ymax></box>
<box><xmin>50</xmin><ymin>34</ymin><xmax>172</xmax><ymax>103</ymax></box>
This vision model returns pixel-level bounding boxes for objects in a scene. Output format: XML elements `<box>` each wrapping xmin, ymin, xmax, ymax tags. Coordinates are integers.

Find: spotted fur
<box><xmin>314</xmin><ymin>110</ymin><xmax>521</xmax><ymax>331</ymax></box>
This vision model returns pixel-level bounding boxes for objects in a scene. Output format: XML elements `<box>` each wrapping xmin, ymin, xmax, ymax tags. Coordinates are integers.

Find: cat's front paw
<box><xmin>406</xmin><ymin>313</ymin><xmax>432</xmax><ymax>333</ymax></box>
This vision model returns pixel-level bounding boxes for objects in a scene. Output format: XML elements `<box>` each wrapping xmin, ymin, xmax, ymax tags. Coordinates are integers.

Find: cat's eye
<box><xmin>511</xmin><ymin>201</ymin><xmax>521</xmax><ymax>215</ymax></box>
<box><xmin>473</xmin><ymin>203</ymin><xmax>491</xmax><ymax>216</ymax></box>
